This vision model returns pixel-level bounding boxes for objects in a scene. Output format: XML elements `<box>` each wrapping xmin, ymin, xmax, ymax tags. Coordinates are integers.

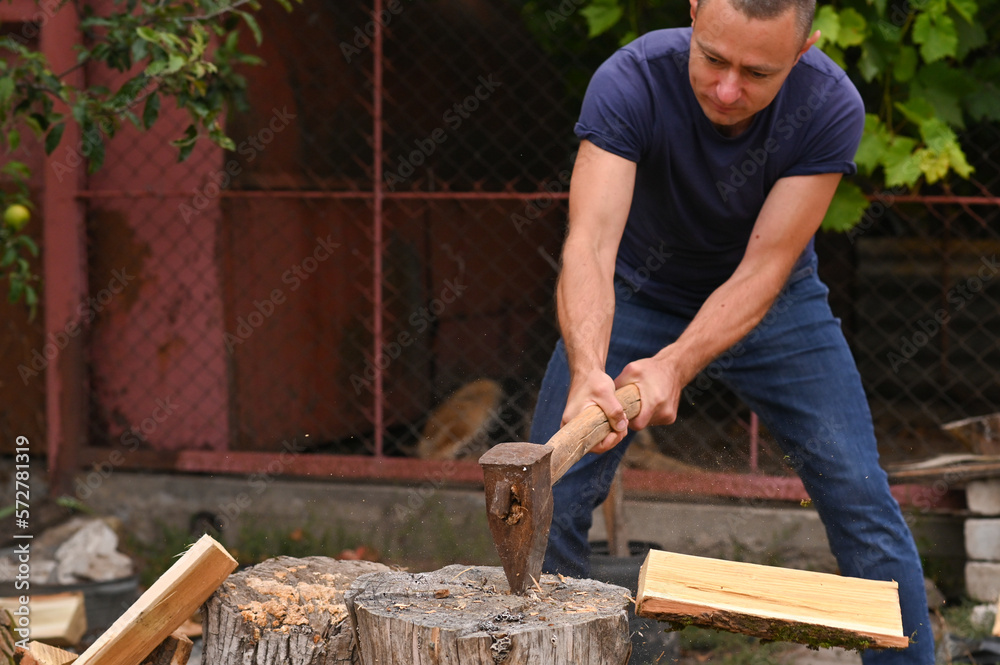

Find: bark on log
<box><xmin>202</xmin><ymin>557</ymin><xmax>390</xmax><ymax>665</ymax></box>
<box><xmin>345</xmin><ymin>564</ymin><xmax>632</xmax><ymax>665</ymax></box>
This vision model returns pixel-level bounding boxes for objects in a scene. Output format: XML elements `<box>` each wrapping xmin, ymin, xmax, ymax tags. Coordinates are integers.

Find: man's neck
<box><xmin>713</xmin><ymin>115</ymin><xmax>754</xmax><ymax>137</ymax></box>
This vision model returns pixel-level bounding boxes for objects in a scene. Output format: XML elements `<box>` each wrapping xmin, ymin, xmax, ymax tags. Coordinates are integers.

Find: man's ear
<box><xmin>795</xmin><ymin>29</ymin><xmax>821</xmax><ymax>63</ymax></box>
<box><xmin>690</xmin><ymin>0</ymin><xmax>698</xmax><ymax>24</ymax></box>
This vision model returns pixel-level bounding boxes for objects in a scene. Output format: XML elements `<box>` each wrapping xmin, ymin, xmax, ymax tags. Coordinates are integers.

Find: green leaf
<box><xmin>236</xmin><ymin>10</ymin><xmax>263</xmax><ymax>46</ymax></box>
<box><xmin>619</xmin><ymin>30</ymin><xmax>638</xmax><ymax>46</ymax></box>
<box><xmin>965</xmin><ymin>58</ymin><xmax>1000</xmax><ymax>121</ymax></box>
<box><xmin>17</xmin><ymin>236</ymin><xmax>39</xmax><ymax>257</ymax></box>
<box><xmin>579</xmin><ymin>0</ymin><xmax>624</xmax><ymax>38</ymax></box>
<box><xmin>7</xmin><ymin>129</ymin><xmax>20</xmax><ymax>152</ymax></box>
<box><xmin>209</xmin><ymin>125</ymin><xmax>236</xmax><ymax>151</ymax></box>
<box><xmin>948</xmin><ymin>0</ymin><xmax>977</xmax><ymax>24</ymax></box>
<box><xmin>177</xmin><ymin>140</ymin><xmax>196</xmax><ymax>162</ymax></box>
<box><xmin>894</xmin><ymin>97</ymin><xmax>936</xmax><ymax>125</ymax></box>
<box><xmin>27</xmin><ymin>113</ymin><xmax>49</xmax><ymax>134</ymax></box>
<box><xmin>893</xmin><ymin>46</ymin><xmax>918</xmax><ymax>82</ymax></box>
<box><xmin>8</xmin><ymin>278</ymin><xmax>24</xmax><ymax>304</ymax></box>
<box><xmin>1</xmin><ymin>161</ymin><xmax>30</xmax><ymax>179</ymax></box>
<box><xmin>943</xmin><ymin>142</ymin><xmax>973</xmax><ymax>179</ymax></box>
<box><xmin>824</xmin><ymin>44</ymin><xmax>847</xmax><ymax>69</ymax></box>
<box><xmin>0</xmin><ymin>76</ymin><xmax>14</xmax><ymax>105</ymax></box>
<box><xmin>136</xmin><ymin>27</ymin><xmax>160</xmax><ymax>43</ymax></box>
<box><xmin>131</xmin><ymin>37</ymin><xmax>149</xmax><ymax>64</ymax></box>
<box><xmin>883</xmin><ymin>136</ymin><xmax>922</xmax><ymax>187</ymax></box>
<box><xmin>835</xmin><ymin>8</ymin><xmax>867</xmax><ymax>47</ymax></box>
<box><xmin>145</xmin><ymin>59</ymin><xmax>168</xmax><ymax>77</ymax></box>
<box><xmin>24</xmin><ymin>285</ymin><xmax>38</xmax><ymax>308</ymax></box>
<box><xmin>858</xmin><ymin>42</ymin><xmax>887</xmax><ymax>82</ymax></box>
<box><xmin>143</xmin><ymin>92</ymin><xmax>161</xmax><ymax>130</ymax></box>
<box><xmin>1</xmin><ymin>246</ymin><xmax>16</xmax><ymax>268</ymax></box>
<box><xmin>911</xmin><ymin>61</ymin><xmax>976</xmax><ymax>128</ymax></box>
<box><xmin>822</xmin><ymin>180</ymin><xmax>870</xmax><ymax>232</ymax></box>
<box><xmin>953</xmin><ymin>11</ymin><xmax>987</xmax><ymax>59</ymax></box>
<box><xmin>813</xmin><ymin>5</ymin><xmax>840</xmax><ymax>49</ymax></box>
<box><xmin>854</xmin><ymin>114</ymin><xmax>891</xmax><ymax>174</ymax></box>
<box><xmin>925</xmin><ymin>0</ymin><xmax>950</xmax><ymax>18</ymax></box>
<box><xmin>172</xmin><ymin>124</ymin><xmax>199</xmax><ymax>162</ymax></box>
<box><xmin>873</xmin><ymin>17</ymin><xmax>902</xmax><ymax>43</ymax></box>
<box><xmin>87</xmin><ymin>140</ymin><xmax>106</xmax><ymax>174</ymax></box>
<box><xmin>912</xmin><ymin>12</ymin><xmax>958</xmax><ymax>63</ymax></box>
<box><xmin>165</xmin><ymin>54</ymin><xmax>187</xmax><ymax>75</ymax></box>
<box><xmin>916</xmin><ymin>147</ymin><xmax>950</xmax><ymax>183</ymax></box>
<box><xmin>45</xmin><ymin>122</ymin><xmax>65</xmax><ymax>155</ymax></box>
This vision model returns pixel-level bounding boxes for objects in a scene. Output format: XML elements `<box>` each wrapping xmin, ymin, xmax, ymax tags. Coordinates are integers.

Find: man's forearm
<box><xmin>656</xmin><ymin>262</ymin><xmax>788</xmax><ymax>385</ymax></box>
<box><xmin>555</xmin><ymin>237</ymin><xmax>617</xmax><ymax>380</ymax></box>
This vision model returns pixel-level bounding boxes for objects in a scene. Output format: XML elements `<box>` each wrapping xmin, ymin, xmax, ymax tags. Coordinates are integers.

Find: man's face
<box><xmin>688</xmin><ymin>0</ymin><xmax>816</xmax><ymax>136</ymax></box>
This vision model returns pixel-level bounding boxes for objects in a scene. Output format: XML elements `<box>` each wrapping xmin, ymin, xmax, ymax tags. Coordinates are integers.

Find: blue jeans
<box><xmin>530</xmin><ymin>260</ymin><xmax>934</xmax><ymax>664</ymax></box>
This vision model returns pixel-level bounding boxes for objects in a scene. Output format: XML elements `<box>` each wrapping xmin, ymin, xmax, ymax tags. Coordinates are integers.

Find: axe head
<box><xmin>479</xmin><ymin>442</ymin><xmax>554</xmax><ymax>595</ymax></box>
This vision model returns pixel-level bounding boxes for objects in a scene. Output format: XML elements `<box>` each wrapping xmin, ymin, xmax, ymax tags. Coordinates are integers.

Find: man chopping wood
<box><xmin>528</xmin><ymin>0</ymin><xmax>934</xmax><ymax>661</ymax></box>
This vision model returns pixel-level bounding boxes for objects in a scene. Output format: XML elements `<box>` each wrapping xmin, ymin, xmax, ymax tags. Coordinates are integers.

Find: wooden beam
<box><xmin>0</xmin><ymin>592</ymin><xmax>86</xmax><ymax>647</ymax></box>
<box><xmin>72</xmin><ymin>535</ymin><xmax>237</xmax><ymax>665</ymax></box>
<box><xmin>636</xmin><ymin>549</ymin><xmax>908</xmax><ymax>651</ymax></box>
<box><xmin>20</xmin><ymin>642</ymin><xmax>79</xmax><ymax>665</ymax></box>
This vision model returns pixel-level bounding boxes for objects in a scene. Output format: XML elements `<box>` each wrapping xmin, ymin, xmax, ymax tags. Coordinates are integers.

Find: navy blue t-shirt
<box><xmin>575</xmin><ymin>27</ymin><xmax>865</xmax><ymax>317</ymax></box>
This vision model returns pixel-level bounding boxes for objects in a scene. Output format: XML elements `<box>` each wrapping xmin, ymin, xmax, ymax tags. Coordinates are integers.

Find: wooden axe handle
<box><xmin>548</xmin><ymin>383</ymin><xmax>641</xmax><ymax>484</ymax></box>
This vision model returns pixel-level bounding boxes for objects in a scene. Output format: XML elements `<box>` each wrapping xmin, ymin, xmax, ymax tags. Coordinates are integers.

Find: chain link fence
<box><xmin>50</xmin><ymin>0</ymin><xmax>1000</xmax><ymax>478</ymax></box>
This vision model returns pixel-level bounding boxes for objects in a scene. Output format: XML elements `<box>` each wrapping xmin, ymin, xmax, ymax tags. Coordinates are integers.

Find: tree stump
<box><xmin>344</xmin><ymin>564</ymin><xmax>631</xmax><ymax>665</ymax></box>
<box><xmin>202</xmin><ymin>556</ymin><xmax>390</xmax><ymax>665</ymax></box>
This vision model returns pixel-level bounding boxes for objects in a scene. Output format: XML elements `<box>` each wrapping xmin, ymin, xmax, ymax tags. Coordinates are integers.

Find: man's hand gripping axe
<box><xmin>478</xmin><ymin>384</ymin><xmax>641</xmax><ymax>594</ymax></box>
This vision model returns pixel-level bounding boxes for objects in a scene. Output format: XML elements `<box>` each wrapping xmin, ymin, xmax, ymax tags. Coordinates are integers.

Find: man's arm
<box><xmin>556</xmin><ymin>139</ymin><xmax>637</xmax><ymax>449</ymax></box>
<box><xmin>610</xmin><ymin>171</ymin><xmax>843</xmax><ymax>436</ymax></box>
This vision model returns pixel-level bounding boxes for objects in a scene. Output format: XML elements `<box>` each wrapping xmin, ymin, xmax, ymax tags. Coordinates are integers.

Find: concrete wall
<box><xmin>77</xmin><ymin>471</ymin><xmax>966</xmax><ymax>596</ymax></box>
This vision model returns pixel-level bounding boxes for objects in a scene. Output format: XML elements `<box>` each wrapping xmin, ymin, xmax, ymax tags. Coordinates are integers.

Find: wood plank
<box><xmin>72</xmin><ymin>535</ymin><xmax>237</xmax><ymax>665</ymax></box>
<box><xmin>0</xmin><ymin>592</ymin><xmax>86</xmax><ymax>647</ymax></box>
<box><xmin>21</xmin><ymin>641</ymin><xmax>79</xmax><ymax>665</ymax></box>
<box><xmin>636</xmin><ymin>549</ymin><xmax>908</xmax><ymax>651</ymax></box>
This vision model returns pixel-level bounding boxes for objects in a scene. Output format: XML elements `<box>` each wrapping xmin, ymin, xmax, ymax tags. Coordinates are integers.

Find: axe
<box><xmin>478</xmin><ymin>384</ymin><xmax>641</xmax><ymax>594</ymax></box>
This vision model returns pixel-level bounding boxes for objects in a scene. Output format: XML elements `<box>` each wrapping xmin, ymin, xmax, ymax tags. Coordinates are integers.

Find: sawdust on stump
<box><xmin>345</xmin><ymin>564</ymin><xmax>632</xmax><ymax>665</ymax></box>
<box><xmin>202</xmin><ymin>556</ymin><xmax>390</xmax><ymax>665</ymax></box>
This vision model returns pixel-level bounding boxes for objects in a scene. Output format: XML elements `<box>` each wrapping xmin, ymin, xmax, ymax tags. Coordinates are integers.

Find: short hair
<box><xmin>698</xmin><ymin>0</ymin><xmax>817</xmax><ymax>43</ymax></box>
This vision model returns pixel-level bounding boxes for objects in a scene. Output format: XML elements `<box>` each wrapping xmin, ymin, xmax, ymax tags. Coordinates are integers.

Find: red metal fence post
<box><xmin>372</xmin><ymin>0</ymin><xmax>386</xmax><ymax>457</ymax></box>
<box><xmin>41</xmin><ymin>9</ymin><xmax>88</xmax><ymax>494</ymax></box>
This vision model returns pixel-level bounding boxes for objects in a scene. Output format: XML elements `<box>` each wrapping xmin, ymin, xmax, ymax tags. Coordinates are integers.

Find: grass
<box><xmin>123</xmin><ymin>516</ymin><xmax>373</xmax><ymax>587</ymax></box>
<box><xmin>940</xmin><ymin>600</ymin><xmax>995</xmax><ymax>641</ymax></box>
<box><xmin>230</xmin><ymin>521</ymin><xmax>360</xmax><ymax>566</ymax></box>
<box><xmin>123</xmin><ymin>520</ymin><xmax>199</xmax><ymax>588</ymax></box>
